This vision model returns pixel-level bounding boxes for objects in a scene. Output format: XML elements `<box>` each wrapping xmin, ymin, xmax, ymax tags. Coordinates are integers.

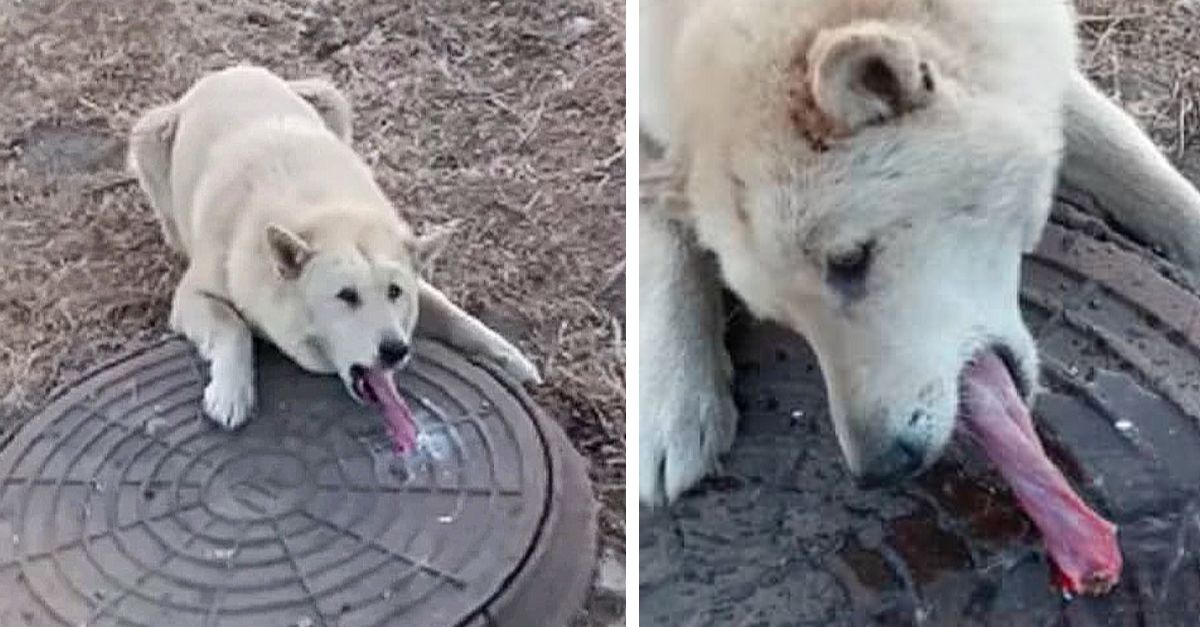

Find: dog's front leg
<box><xmin>170</xmin><ymin>269</ymin><xmax>255</xmax><ymax>429</ymax></box>
<box><xmin>1061</xmin><ymin>72</ymin><xmax>1200</xmax><ymax>272</ymax></box>
<box><xmin>417</xmin><ymin>280</ymin><xmax>542</xmax><ymax>384</ymax></box>
<box><xmin>639</xmin><ymin>206</ymin><xmax>737</xmax><ymax>506</ymax></box>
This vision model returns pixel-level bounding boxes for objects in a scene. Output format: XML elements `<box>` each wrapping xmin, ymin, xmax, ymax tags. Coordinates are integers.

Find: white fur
<box><xmin>130</xmin><ymin>66</ymin><xmax>540</xmax><ymax>429</ymax></box>
<box><xmin>641</xmin><ymin>0</ymin><xmax>1200</xmax><ymax>503</ymax></box>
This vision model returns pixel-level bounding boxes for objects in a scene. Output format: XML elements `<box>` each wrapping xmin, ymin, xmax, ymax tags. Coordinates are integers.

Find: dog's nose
<box><xmin>852</xmin><ymin>436</ymin><xmax>928</xmax><ymax>489</ymax></box>
<box><xmin>378</xmin><ymin>339</ymin><xmax>409</xmax><ymax>367</ymax></box>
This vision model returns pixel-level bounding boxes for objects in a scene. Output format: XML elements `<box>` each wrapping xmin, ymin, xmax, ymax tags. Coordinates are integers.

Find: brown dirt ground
<box><xmin>0</xmin><ymin>0</ymin><xmax>624</xmax><ymax>622</ymax></box>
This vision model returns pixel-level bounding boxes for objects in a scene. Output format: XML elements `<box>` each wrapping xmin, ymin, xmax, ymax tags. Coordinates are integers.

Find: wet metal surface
<box><xmin>0</xmin><ymin>339</ymin><xmax>596</xmax><ymax>626</ymax></box>
<box><xmin>640</xmin><ymin>197</ymin><xmax>1200</xmax><ymax>626</ymax></box>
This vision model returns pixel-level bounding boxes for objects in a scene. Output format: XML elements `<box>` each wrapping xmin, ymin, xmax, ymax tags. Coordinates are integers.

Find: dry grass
<box><xmin>1076</xmin><ymin>0</ymin><xmax>1200</xmax><ymax>177</ymax></box>
<box><xmin>0</xmin><ymin>0</ymin><xmax>624</xmax><ymax>619</ymax></box>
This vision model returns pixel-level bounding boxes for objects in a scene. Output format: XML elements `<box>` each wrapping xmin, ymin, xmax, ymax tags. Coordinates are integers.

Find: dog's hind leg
<box><xmin>416</xmin><ymin>280</ymin><xmax>542</xmax><ymax>385</ymax></box>
<box><xmin>1061</xmin><ymin>72</ymin><xmax>1200</xmax><ymax>273</ymax></box>
<box><xmin>288</xmin><ymin>78</ymin><xmax>354</xmax><ymax>142</ymax></box>
<box><xmin>639</xmin><ymin>204</ymin><xmax>738</xmax><ymax>506</ymax></box>
<box><xmin>170</xmin><ymin>268</ymin><xmax>255</xmax><ymax>429</ymax></box>
<box><xmin>128</xmin><ymin>104</ymin><xmax>184</xmax><ymax>252</ymax></box>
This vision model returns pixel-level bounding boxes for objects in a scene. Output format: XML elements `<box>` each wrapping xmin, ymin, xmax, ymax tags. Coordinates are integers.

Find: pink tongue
<box><xmin>363</xmin><ymin>367</ymin><xmax>418</xmax><ymax>454</ymax></box>
<box><xmin>959</xmin><ymin>351</ymin><xmax>1122</xmax><ymax>596</ymax></box>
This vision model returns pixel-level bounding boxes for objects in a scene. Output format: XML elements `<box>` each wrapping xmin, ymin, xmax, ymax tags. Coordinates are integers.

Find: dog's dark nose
<box><xmin>853</xmin><ymin>436</ymin><xmax>928</xmax><ymax>489</ymax></box>
<box><xmin>378</xmin><ymin>339</ymin><xmax>409</xmax><ymax>367</ymax></box>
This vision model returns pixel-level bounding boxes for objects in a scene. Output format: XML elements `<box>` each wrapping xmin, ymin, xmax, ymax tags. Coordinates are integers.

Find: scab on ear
<box><xmin>805</xmin><ymin>20</ymin><xmax>936</xmax><ymax>135</ymax></box>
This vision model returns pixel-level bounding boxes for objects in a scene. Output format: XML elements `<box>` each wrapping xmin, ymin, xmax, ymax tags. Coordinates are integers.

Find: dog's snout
<box><xmin>378</xmin><ymin>338</ymin><xmax>409</xmax><ymax>367</ymax></box>
<box><xmin>852</xmin><ymin>436</ymin><xmax>929</xmax><ymax>489</ymax></box>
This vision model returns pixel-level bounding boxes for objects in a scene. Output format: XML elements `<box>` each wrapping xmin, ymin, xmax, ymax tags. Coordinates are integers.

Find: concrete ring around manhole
<box><xmin>0</xmin><ymin>338</ymin><xmax>597</xmax><ymax>627</ymax></box>
<box><xmin>640</xmin><ymin>193</ymin><xmax>1200</xmax><ymax>627</ymax></box>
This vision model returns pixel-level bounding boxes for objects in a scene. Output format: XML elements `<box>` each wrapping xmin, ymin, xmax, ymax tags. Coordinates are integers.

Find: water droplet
<box><xmin>438</xmin><ymin>515</ymin><xmax>453</xmax><ymax>523</ymax></box>
<box><xmin>204</xmin><ymin>547</ymin><xmax>237</xmax><ymax>561</ymax></box>
<box><xmin>143</xmin><ymin>417</ymin><xmax>167</xmax><ymax>436</ymax></box>
<box><xmin>1115</xmin><ymin>419</ymin><xmax>1133</xmax><ymax>431</ymax></box>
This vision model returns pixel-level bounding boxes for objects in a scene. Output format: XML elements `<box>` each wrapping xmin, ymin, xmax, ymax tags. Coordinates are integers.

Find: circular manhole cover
<box><xmin>640</xmin><ymin>194</ymin><xmax>1200</xmax><ymax>627</ymax></box>
<box><xmin>0</xmin><ymin>339</ymin><xmax>596</xmax><ymax>627</ymax></box>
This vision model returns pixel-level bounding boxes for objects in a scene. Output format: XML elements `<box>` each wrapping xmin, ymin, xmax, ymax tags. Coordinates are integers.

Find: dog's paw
<box><xmin>202</xmin><ymin>373</ymin><xmax>255</xmax><ymax>430</ymax></box>
<box><xmin>639</xmin><ymin>383</ymin><xmax>738</xmax><ymax>506</ymax></box>
<box><xmin>492</xmin><ymin>347</ymin><xmax>543</xmax><ymax>385</ymax></box>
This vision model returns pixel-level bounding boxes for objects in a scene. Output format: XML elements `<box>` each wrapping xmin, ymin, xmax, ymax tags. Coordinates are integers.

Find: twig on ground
<box><xmin>85</xmin><ymin>175</ymin><xmax>137</xmax><ymax>196</ymax></box>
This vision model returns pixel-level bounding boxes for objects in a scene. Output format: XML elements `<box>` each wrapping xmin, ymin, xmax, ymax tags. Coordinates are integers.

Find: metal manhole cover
<box><xmin>0</xmin><ymin>339</ymin><xmax>597</xmax><ymax>627</ymax></box>
<box><xmin>641</xmin><ymin>194</ymin><xmax>1200</xmax><ymax>626</ymax></box>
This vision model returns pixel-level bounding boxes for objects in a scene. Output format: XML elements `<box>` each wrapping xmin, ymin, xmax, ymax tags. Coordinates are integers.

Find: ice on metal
<box><xmin>363</xmin><ymin>397</ymin><xmax>468</xmax><ymax>487</ymax></box>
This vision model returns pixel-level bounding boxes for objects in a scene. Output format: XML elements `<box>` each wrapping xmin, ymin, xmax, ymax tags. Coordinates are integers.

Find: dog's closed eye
<box><xmin>826</xmin><ymin>241</ymin><xmax>875</xmax><ymax>289</ymax></box>
<box><xmin>336</xmin><ymin>287</ymin><xmax>361</xmax><ymax>307</ymax></box>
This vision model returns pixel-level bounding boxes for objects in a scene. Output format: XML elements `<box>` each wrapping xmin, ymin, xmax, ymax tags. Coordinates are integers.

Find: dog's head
<box><xmin>665</xmin><ymin>7</ymin><xmax>1076</xmax><ymax>485</ymax></box>
<box><xmin>264</xmin><ymin>218</ymin><xmax>453</xmax><ymax>398</ymax></box>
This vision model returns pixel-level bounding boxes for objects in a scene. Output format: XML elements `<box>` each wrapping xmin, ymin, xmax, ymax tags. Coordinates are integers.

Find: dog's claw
<box><xmin>202</xmin><ymin>378</ymin><xmax>254</xmax><ymax>430</ymax></box>
<box><xmin>492</xmin><ymin>348</ymin><xmax>542</xmax><ymax>385</ymax></box>
<box><xmin>509</xmin><ymin>355</ymin><xmax>542</xmax><ymax>385</ymax></box>
<box><xmin>640</xmin><ymin>384</ymin><xmax>738</xmax><ymax>505</ymax></box>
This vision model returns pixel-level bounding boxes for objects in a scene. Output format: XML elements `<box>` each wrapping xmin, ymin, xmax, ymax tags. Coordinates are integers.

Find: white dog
<box><xmin>640</xmin><ymin>0</ymin><xmax>1200</xmax><ymax>505</ymax></box>
<box><xmin>129</xmin><ymin>66</ymin><xmax>540</xmax><ymax>442</ymax></box>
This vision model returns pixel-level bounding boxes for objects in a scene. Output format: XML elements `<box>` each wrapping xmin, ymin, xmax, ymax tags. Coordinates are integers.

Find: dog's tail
<box><xmin>287</xmin><ymin>78</ymin><xmax>354</xmax><ymax>143</ymax></box>
<box><xmin>128</xmin><ymin>104</ymin><xmax>183</xmax><ymax>252</ymax></box>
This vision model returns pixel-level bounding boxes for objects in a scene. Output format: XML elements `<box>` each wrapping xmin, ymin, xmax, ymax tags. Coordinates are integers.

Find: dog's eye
<box><xmin>387</xmin><ymin>283</ymin><xmax>402</xmax><ymax>300</ymax></box>
<box><xmin>336</xmin><ymin>287</ymin><xmax>360</xmax><ymax>307</ymax></box>
<box><xmin>827</xmin><ymin>241</ymin><xmax>874</xmax><ymax>284</ymax></box>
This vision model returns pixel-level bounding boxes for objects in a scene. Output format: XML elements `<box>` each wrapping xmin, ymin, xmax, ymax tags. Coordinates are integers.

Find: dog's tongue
<box><xmin>363</xmin><ymin>367</ymin><xmax>418</xmax><ymax>454</ymax></box>
<box><xmin>959</xmin><ymin>351</ymin><xmax>1122</xmax><ymax>596</ymax></box>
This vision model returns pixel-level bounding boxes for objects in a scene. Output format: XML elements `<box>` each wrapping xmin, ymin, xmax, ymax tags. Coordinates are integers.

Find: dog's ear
<box><xmin>805</xmin><ymin>21</ymin><xmax>936</xmax><ymax>136</ymax></box>
<box><xmin>413</xmin><ymin>219</ymin><xmax>460</xmax><ymax>271</ymax></box>
<box><xmin>641</xmin><ymin>147</ymin><xmax>693</xmax><ymax>224</ymax></box>
<box><xmin>266</xmin><ymin>224</ymin><xmax>314</xmax><ymax>280</ymax></box>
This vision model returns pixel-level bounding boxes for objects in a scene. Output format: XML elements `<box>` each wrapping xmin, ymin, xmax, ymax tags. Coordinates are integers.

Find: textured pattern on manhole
<box><xmin>641</xmin><ymin>196</ymin><xmax>1200</xmax><ymax>627</ymax></box>
<box><xmin>0</xmin><ymin>339</ymin><xmax>597</xmax><ymax>627</ymax></box>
